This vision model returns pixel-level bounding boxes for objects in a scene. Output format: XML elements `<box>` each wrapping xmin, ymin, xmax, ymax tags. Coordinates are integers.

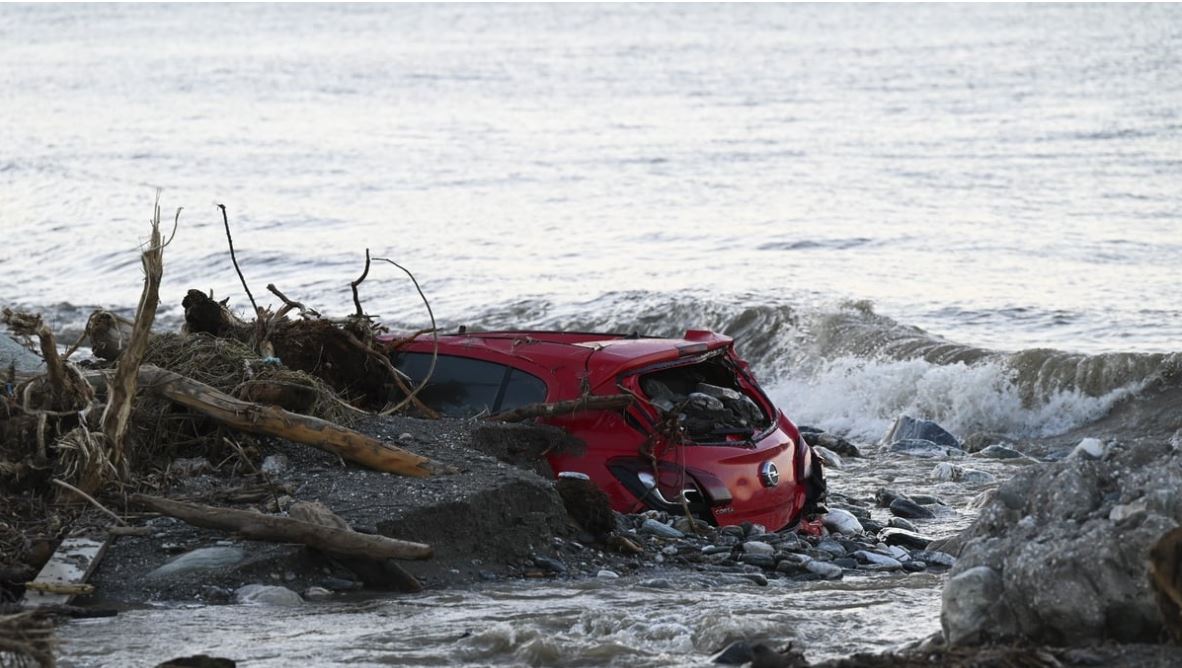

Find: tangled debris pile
<box><xmin>0</xmin><ymin>201</ymin><xmax>454</xmax><ymax>665</ymax></box>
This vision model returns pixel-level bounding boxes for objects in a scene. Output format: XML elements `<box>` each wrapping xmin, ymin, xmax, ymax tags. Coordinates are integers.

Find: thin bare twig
<box><xmin>351</xmin><ymin>248</ymin><xmax>371</xmax><ymax>319</ymax></box>
<box><xmin>266</xmin><ymin>283</ymin><xmax>319</xmax><ymax>318</ymax></box>
<box><xmin>217</xmin><ymin>204</ymin><xmax>258</xmax><ymax>316</ymax></box>
<box><xmin>373</xmin><ymin>257</ymin><xmax>438</xmax><ymax>417</ymax></box>
<box><xmin>52</xmin><ymin>478</ymin><xmax>128</xmax><ymax>526</ymax></box>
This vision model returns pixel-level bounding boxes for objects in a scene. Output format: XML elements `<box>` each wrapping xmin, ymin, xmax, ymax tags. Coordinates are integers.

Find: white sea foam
<box><xmin>768</xmin><ymin>356</ymin><xmax>1144</xmax><ymax>442</ymax></box>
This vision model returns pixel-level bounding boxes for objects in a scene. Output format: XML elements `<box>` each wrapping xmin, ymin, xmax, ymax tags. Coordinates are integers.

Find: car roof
<box><xmin>380</xmin><ymin>329</ymin><xmax>734</xmax><ymax>391</ymax></box>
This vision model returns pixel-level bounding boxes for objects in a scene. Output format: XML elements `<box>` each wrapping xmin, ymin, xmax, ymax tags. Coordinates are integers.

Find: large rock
<box><xmin>941</xmin><ymin>438</ymin><xmax>1182</xmax><ymax>646</ymax></box>
<box><xmin>942</xmin><ymin>566</ymin><xmax>1004</xmax><ymax>645</ymax></box>
<box><xmin>0</xmin><ymin>333</ymin><xmax>42</xmax><ymax>374</ymax></box>
<box><xmin>882</xmin><ymin>415</ymin><xmax>960</xmax><ymax>449</ymax></box>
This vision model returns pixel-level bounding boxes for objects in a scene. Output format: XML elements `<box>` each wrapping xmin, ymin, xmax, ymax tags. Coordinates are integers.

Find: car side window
<box><xmin>500</xmin><ymin>369</ymin><xmax>548</xmax><ymax>413</ymax></box>
<box><xmin>392</xmin><ymin>353</ymin><xmax>546</xmax><ymax>417</ymax></box>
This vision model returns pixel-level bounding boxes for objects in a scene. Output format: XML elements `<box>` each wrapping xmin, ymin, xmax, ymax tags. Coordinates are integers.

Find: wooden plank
<box><xmin>21</xmin><ymin>534</ymin><xmax>111</xmax><ymax>608</ymax></box>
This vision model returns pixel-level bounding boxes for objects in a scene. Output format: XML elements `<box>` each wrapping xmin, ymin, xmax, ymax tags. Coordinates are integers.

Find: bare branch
<box><xmin>216</xmin><ymin>204</ymin><xmax>258</xmax><ymax>316</ymax></box>
<box><xmin>373</xmin><ymin>257</ymin><xmax>438</xmax><ymax>417</ymax></box>
<box><xmin>351</xmin><ymin>248</ymin><xmax>372</xmax><ymax>319</ymax></box>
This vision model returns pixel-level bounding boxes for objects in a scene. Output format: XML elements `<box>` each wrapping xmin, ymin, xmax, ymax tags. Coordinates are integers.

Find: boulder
<box><xmin>883</xmin><ymin>415</ymin><xmax>960</xmax><ymax>449</ymax></box>
<box><xmin>0</xmin><ymin>333</ymin><xmax>42</xmax><ymax>374</ymax></box>
<box><xmin>941</xmin><ymin>438</ymin><xmax>1182</xmax><ymax>646</ymax></box>
<box><xmin>941</xmin><ymin>566</ymin><xmax>1003</xmax><ymax>645</ymax></box>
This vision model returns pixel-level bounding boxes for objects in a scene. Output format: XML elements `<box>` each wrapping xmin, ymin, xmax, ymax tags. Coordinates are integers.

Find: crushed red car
<box><xmin>381</xmin><ymin>329</ymin><xmax>825</xmax><ymax>532</ymax></box>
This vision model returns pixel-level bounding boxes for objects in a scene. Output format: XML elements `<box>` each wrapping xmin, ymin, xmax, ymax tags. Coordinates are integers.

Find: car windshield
<box><xmin>638</xmin><ymin>356</ymin><xmax>771</xmax><ymax>442</ymax></box>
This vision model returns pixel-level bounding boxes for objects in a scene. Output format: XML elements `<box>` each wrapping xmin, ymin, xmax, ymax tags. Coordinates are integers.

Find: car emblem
<box><xmin>759</xmin><ymin>462</ymin><xmax>780</xmax><ymax>488</ymax></box>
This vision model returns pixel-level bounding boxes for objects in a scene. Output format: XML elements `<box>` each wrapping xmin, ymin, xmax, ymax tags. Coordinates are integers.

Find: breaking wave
<box><xmin>464</xmin><ymin>292</ymin><xmax>1179</xmax><ymax>442</ymax></box>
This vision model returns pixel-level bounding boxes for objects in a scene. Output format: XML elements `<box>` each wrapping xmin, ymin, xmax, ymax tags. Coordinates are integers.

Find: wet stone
<box><xmin>902</xmin><ymin>560</ymin><xmax>928</xmax><ymax>573</ymax></box>
<box><xmin>741</xmin><ymin>554</ymin><xmax>777</xmax><ymax>569</ymax></box>
<box><xmin>889</xmin><ymin>438</ymin><xmax>965</xmax><ymax>459</ymax></box>
<box><xmin>909</xmin><ymin>494</ymin><xmax>944</xmax><ymax>506</ymax></box>
<box><xmin>861</xmin><ymin>519</ymin><xmax>884</xmax><ymax>534</ymax></box>
<box><xmin>822</xmin><ymin>508</ymin><xmax>864</xmax><ymax>535</ymax></box>
<box><xmin>702</xmin><ymin>544</ymin><xmax>732</xmax><ymax>555</ymax></box>
<box><xmin>931</xmin><ymin>462</ymin><xmax>996</xmax><ymax>485</ymax></box>
<box><xmin>533</xmin><ymin>555</ymin><xmax>567</xmax><ymax>573</ymax></box>
<box><xmin>234</xmin><ymin>584</ymin><xmax>302</xmax><ymax>606</ymax></box>
<box><xmin>711</xmin><ymin>640</ymin><xmax>755</xmax><ymax>665</ymax></box>
<box><xmin>742</xmin><ymin>572</ymin><xmax>769</xmax><ymax>587</ymax></box>
<box><xmin>853</xmin><ymin>551</ymin><xmax>903</xmax><ymax>570</ymax></box>
<box><xmin>596</xmin><ymin>569</ymin><xmax>620</xmax><ymax>579</ymax></box>
<box><xmin>302</xmin><ymin>586</ymin><xmax>331</xmax><ymax>600</ymax></box>
<box><xmin>880</xmin><ymin>528</ymin><xmax>933</xmax><ymax>550</ymax></box>
<box><xmin>775</xmin><ymin>560</ymin><xmax>805</xmax><ymax>575</ymax></box>
<box><xmin>976</xmin><ymin>444</ymin><xmax>1026</xmax><ymax>460</ymax></box>
<box><xmin>816</xmin><ymin>539</ymin><xmax>847</xmax><ymax>558</ymax></box>
<box><xmin>833</xmin><ymin>557</ymin><xmax>858</xmax><ymax>570</ymax></box>
<box><xmin>804</xmin><ymin>559</ymin><xmax>844</xmax><ymax>580</ymax></box>
<box><xmin>890</xmin><ymin>498</ymin><xmax>936</xmax><ymax>519</ymax></box>
<box><xmin>887</xmin><ymin>517</ymin><xmax>919</xmax><ymax>532</ymax></box>
<box><xmin>640</xmin><ymin>518</ymin><xmax>685</xmax><ymax>539</ymax></box>
<box><xmin>742</xmin><ymin>541</ymin><xmax>775</xmax><ymax>557</ymax></box>
<box><xmin>813</xmin><ymin>445</ymin><xmax>844</xmax><ymax>469</ymax></box>
<box><xmin>876</xmin><ymin>488</ymin><xmax>908</xmax><ymax>508</ymax></box>
<box><xmin>776</xmin><ymin>533</ymin><xmax>805</xmax><ymax>551</ymax></box>
<box><xmin>148</xmin><ymin>547</ymin><xmax>246</xmax><ymax>579</ymax></box>
<box><xmin>720</xmin><ymin>525</ymin><xmax>746</xmax><ymax>539</ymax></box>
<box><xmin>913</xmin><ymin>550</ymin><xmax>956</xmax><ymax>568</ymax></box>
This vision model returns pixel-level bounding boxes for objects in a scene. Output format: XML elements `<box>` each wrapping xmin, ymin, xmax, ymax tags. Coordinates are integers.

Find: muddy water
<box><xmin>57</xmin><ymin>448</ymin><xmax>1022</xmax><ymax>667</ymax></box>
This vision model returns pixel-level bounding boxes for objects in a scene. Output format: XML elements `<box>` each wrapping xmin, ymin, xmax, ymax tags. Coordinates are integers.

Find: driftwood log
<box><xmin>130</xmin><ymin>364</ymin><xmax>445</xmax><ymax>477</ymax></box>
<box><xmin>487</xmin><ymin>394</ymin><xmax>633</xmax><ymax>423</ymax></box>
<box><xmin>289</xmin><ymin>501</ymin><xmax>422</xmax><ymax>592</ymax></box>
<box><xmin>132</xmin><ymin>494</ymin><xmax>432</xmax><ymax>561</ymax></box>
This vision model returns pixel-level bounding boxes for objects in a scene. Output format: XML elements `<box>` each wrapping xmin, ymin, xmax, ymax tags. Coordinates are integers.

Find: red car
<box><xmin>381</xmin><ymin>329</ymin><xmax>824</xmax><ymax>532</ymax></box>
